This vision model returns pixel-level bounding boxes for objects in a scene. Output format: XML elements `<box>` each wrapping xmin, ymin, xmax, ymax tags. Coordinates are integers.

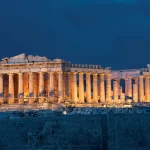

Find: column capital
<box><xmin>72</xmin><ymin>72</ymin><xmax>77</xmax><ymax>75</ymax></box>
<box><xmin>85</xmin><ymin>72</ymin><xmax>91</xmax><ymax>75</ymax></box>
<box><xmin>48</xmin><ymin>71</ymin><xmax>54</xmax><ymax>74</ymax></box>
<box><xmin>39</xmin><ymin>72</ymin><xmax>45</xmax><ymax>75</ymax></box>
<box><xmin>93</xmin><ymin>73</ymin><xmax>98</xmax><ymax>76</ymax></box>
<box><xmin>114</xmin><ymin>78</ymin><xmax>120</xmax><ymax>81</ymax></box>
<box><xmin>99</xmin><ymin>73</ymin><xmax>104</xmax><ymax>76</ymax></box>
<box><xmin>139</xmin><ymin>75</ymin><xmax>144</xmax><ymax>78</ymax></box>
<box><xmin>144</xmin><ymin>76</ymin><xmax>150</xmax><ymax>78</ymax></box>
<box><xmin>29</xmin><ymin>72</ymin><xmax>33</xmax><ymax>74</ymax></box>
<box><xmin>124</xmin><ymin>77</ymin><xmax>128</xmax><ymax>80</ymax></box>
<box><xmin>18</xmin><ymin>72</ymin><xmax>23</xmax><ymax>76</ymax></box>
<box><xmin>79</xmin><ymin>72</ymin><xmax>84</xmax><ymax>75</ymax></box>
<box><xmin>63</xmin><ymin>72</ymin><xmax>68</xmax><ymax>75</ymax></box>
<box><xmin>105</xmin><ymin>73</ymin><xmax>111</xmax><ymax>77</ymax></box>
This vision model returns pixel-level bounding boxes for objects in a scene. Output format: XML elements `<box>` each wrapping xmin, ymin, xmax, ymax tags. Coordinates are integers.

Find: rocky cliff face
<box><xmin>0</xmin><ymin>112</ymin><xmax>150</xmax><ymax>150</ymax></box>
<box><xmin>0</xmin><ymin>114</ymin><xmax>102</xmax><ymax>150</ymax></box>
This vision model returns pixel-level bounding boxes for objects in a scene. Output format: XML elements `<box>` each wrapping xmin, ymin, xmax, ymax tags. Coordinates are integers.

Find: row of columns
<box><xmin>0</xmin><ymin>71</ymin><xmax>150</xmax><ymax>104</ymax></box>
<box><xmin>0</xmin><ymin>72</ymin><xmax>64</xmax><ymax>104</ymax></box>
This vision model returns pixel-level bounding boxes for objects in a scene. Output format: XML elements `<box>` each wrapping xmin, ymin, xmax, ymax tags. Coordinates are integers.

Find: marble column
<box><xmin>99</xmin><ymin>73</ymin><xmax>105</xmax><ymax>103</ymax></box>
<box><xmin>8</xmin><ymin>73</ymin><xmax>14</xmax><ymax>104</ymax></box>
<box><xmin>58</xmin><ymin>72</ymin><xmax>64</xmax><ymax>103</ymax></box>
<box><xmin>93</xmin><ymin>73</ymin><xmax>98</xmax><ymax>103</ymax></box>
<box><xmin>0</xmin><ymin>74</ymin><xmax>3</xmax><ymax>103</ymax></box>
<box><xmin>133</xmin><ymin>83</ymin><xmax>138</xmax><ymax>103</ymax></box>
<box><xmin>29</xmin><ymin>72</ymin><xmax>34</xmax><ymax>104</ymax></box>
<box><xmin>116</xmin><ymin>79</ymin><xmax>120</xmax><ymax>96</ymax></box>
<box><xmin>125</xmin><ymin>78</ymin><xmax>128</xmax><ymax>96</ymax></box>
<box><xmin>138</xmin><ymin>76</ymin><xmax>144</xmax><ymax>102</ymax></box>
<box><xmin>120</xmin><ymin>93</ymin><xmax>125</xmax><ymax>104</ymax></box>
<box><xmin>71</xmin><ymin>72</ymin><xmax>78</xmax><ymax>103</ymax></box>
<box><xmin>86</xmin><ymin>72</ymin><xmax>91</xmax><ymax>103</ymax></box>
<box><xmin>79</xmin><ymin>72</ymin><xmax>84</xmax><ymax>103</ymax></box>
<box><xmin>106</xmin><ymin>74</ymin><xmax>111</xmax><ymax>103</ymax></box>
<box><xmin>119</xmin><ymin>86</ymin><xmax>122</xmax><ymax>97</ymax></box>
<box><xmin>18</xmin><ymin>73</ymin><xmax>24</xmax><ymax>104</ymax></box>
<box><xmin>49</xmin><ymin>72</ymin><xmax>54</xmax><ymax>102</ymax></box>
<box><xmin>128</xmin><ymin>77</ymin><xmax>132</xmax><ymax>97</ymax></box>
<box><xmin>38</xmin><ymin>72</ymin><xmax>44</xmax><ymax>103</ymax></box>
<box><xmin>144</xmin><ymin>76</ymin><xmax>150</xmax><ymax>102</ymax></box>
<box><xmin>113</xmin><ymin>80</ymin><xmax>118</xmax><ymax>103</ymax></box>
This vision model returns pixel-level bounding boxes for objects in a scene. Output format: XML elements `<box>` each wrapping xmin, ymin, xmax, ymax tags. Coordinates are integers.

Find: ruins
<box><xmin>0</xmin><ymin>53</ymin><xmax>149</xmax><ymax>105</ymax></box>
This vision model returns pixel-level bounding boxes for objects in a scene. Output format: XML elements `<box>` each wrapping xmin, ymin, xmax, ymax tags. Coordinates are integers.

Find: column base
<box><xmin>18</xmin><ymin>98</ymin><xmax>24</xmax><ymax>105</ymax></box>
<box><xmin>29</xmin><ymin>98</ymin><xmax>34</xmax><ymax>104</ymax></box>
<box><xmin>58</xmin><ymin>97</ymin><xmax>64</xmax><ymax>103</ymax></box>
<box><xmin>48</xmin><ymin>97</ymin><xmax>54</xmax><ymax>103</ymax></box>
<box><xmin>8</xmin><ymin>98</ymin><xmax>14</xmax><ymax>104</ymax></box>
<box><xmin>38</xmin><ymin>97</ymin><xmax>45</xmax><ymax>104</ymax></box>
<box><xmin>0</xmin><ymin>98</ymin><xmax>4</xmax><ymax>104</ymax></box>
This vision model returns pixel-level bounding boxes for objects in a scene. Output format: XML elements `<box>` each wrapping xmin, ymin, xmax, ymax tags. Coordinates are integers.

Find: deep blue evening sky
<box><xmin>0</xmin><ymin>0</ymin><xmax>150</xmax><ymax>69</ymax></box>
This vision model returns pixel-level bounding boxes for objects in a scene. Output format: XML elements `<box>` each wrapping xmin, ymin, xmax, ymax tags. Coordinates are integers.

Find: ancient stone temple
<box><xmin>0</xmin><ymin>53</ymin><xmax>150</xmax><ymax>105</ymax></box>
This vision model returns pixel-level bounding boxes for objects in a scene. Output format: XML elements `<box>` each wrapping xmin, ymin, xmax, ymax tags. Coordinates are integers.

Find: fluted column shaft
<box><xmin>79</xmin><ymin>72</ymin><xmax>84</xmax><ymax>103</ymax></box>
<box><xmin>49</xmin><ymin>72</ymin><xmax>54</xmax><ymax>101</ymax></box>
<box><xmin>113</xmin><ymin>80</ymin><xmax>118</xmax><ymax>103</ymax></box>
<box><xmin>0</xmin><ymin>74</ymin><xmax>3</xmax><ymax>101</ymax></box>
<box><xmin>144</xmin><ymin>76</ymin><xmax>150</xmax><ymax>102</ymax></box>
<box><xmin>29</xmin><ymin>72</ymin><xmax>34</xmax><ymax>104</ymax></box>
<box><xmin>120</xmin><ymin>93</ymin><xmax>125</xmax><ymax>103</ymax></box>
<box><xmin>106</xmin><ymin>74</ymin><xmax>111</xmax><ymax>103</ymax></box>
<box><xmin>39</xmin><ymin>72</ymin><xmax>44</xmax><ymax>97</ymax></box>
<box><xmin>128</xmin><ymin>77</ymin><xmax>132</xmax><ymax>97</ymax></box>
<box><xmin>133</xmin><ymin>83</ymin><xmax>138</xmax><ymax>103</ymax></box>
<box><xmin>116</xmin><ymin>79</ymin><xmax>120</xmax><ymax>96</ymax></box>
<box><xmin>138</xmin><ymin>76</ymin><xmax>144</xmax><ymax>102</ymax></box>
<box><xmin>99</xmin><ymin>73</ymin><xmax>105</xmax><ymax>102</ymax></box>
<box><xmin>8</xmin><ymin>73</ymin><xmax>14</xmax><ymax>104</ymax></box>
<box><xmin>93</xmin><ymin>73</ymin><xmax>98</xmax><ymax>103</ymax></box>
<box><xmin>58</xmin><ymin>72</ymin><xmax>64</xmax><ymax>103</ymax></box>
<box><xmin>125</xmin><ymin>78</ymin><xmax>128</xmax><ymax>96</ymax></box>
<box><xmin>71</xmin><ymin>72</ymin><xmax>77</xmax><ymax>103</ymax></box>
<box><xmin>18</xmin><ymin>73</ymin><xmax>24</xmax><ymax>104</ymax></box>
<box><xmin>86</xmin><ymin>73</ymin><xmax>91</xmax><ymax>103</ymax></box>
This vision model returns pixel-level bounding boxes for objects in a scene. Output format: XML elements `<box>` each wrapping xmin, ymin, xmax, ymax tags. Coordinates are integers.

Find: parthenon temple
<box><xmin>0</xmin><ymin>53</ymin><xmax>150</xmax><ymax>105</ymax></box>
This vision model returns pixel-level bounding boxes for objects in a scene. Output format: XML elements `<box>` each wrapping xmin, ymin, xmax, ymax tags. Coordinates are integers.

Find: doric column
<box><xmin>113</xmin><ymin>80</ymin><xmax>118</xmax><ymax>103</ymax></box>
<box><xmin>133</xmin><ymin>83</ymin><xmax>138</xmax><ymax>103</ymax></box>
<box><xmin>79</xmin><ymin>72</ymin><xmax>84</xmax><ymax>103</ymax></box>
<box><xmin>99</xmin><ymin>73</ymin><xmax>105</xmax><ymax>102</ymax></box>
<box><xmin>38</xmin><ymin>72</ymin><xmax>44</xmax><ymax>103</ymax></box>
<box><xmin>125</xmin><ymin>78</ymin><xmax>128</xmax><ymax>96</ymax></box>
<box><xmin>128</xmin><ymin>77</ymin><xmax>132</xmax><ymax>97</ymax></box>
<box><xmin>86</xmin><ymin>72</ymin><xmax>91</xmax><ymax>103</ymax></box>
<box><xmin>116</xmin><ymin>79</ymin><xmax>120</xmax><ymax>96</ymax></box>
<box><xmin>119</xmin><ymin>86</ymin><xmax>122</xmax><ymax>97</ymax></box>
<box><xmin>0</xmin><ymin>74</ymin><xmax>3</xmax><ymax>103</ymax></box>
<box><xmin>8</xmin><ymin>73</ymin><xmax>14</xmax><ymax>104</ymax></box>
<box><xmin>93</xmin><ymin>73</ymin><xmax>98</xmax><ymax>103</ymax></box>
<box><xmin>48</xmin><ymin>72</ymin><xmax>54</xmax><ymax>101</ymax></box>
<box><xmin>68</xmin><ymin>72</ymin><xmax>72</xmax><ymax>100</ymax></box>
<box><xmin>71</xmin><ymin>72</ymin><xmax>78</xmax><ymax>103</ymax></box>
<box><xmin>120</xmin><ymin>93</ymin><xmax>125</xmax><ymax>104</ymax></box>
<box><xmin>58</xmin><ymin>71</ymin><xmax>64</xmax><ymax>103</ymax></box>
<box><xmin>106</xmin><ymin>74</ymin><xmax>111</xmax><ymax>103</ymax></box>
<box><xmin>138</xmin><ymin>76</ymin><xmax>144</xmax><ymax>102</ymax></box>
<box><xmin>144</xmin><ymin>76</ymin><xmax>150</xmax><ymax>102</ymax></box>
<box><xmin>29</xmin><ymin>72</ymin><xmax>34</xmax><ymax>104</ymax></box>
<box><xmin>18</xmin><ymin>73</ymin><xmax>24</xmax><ymax>104</ymax></box>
